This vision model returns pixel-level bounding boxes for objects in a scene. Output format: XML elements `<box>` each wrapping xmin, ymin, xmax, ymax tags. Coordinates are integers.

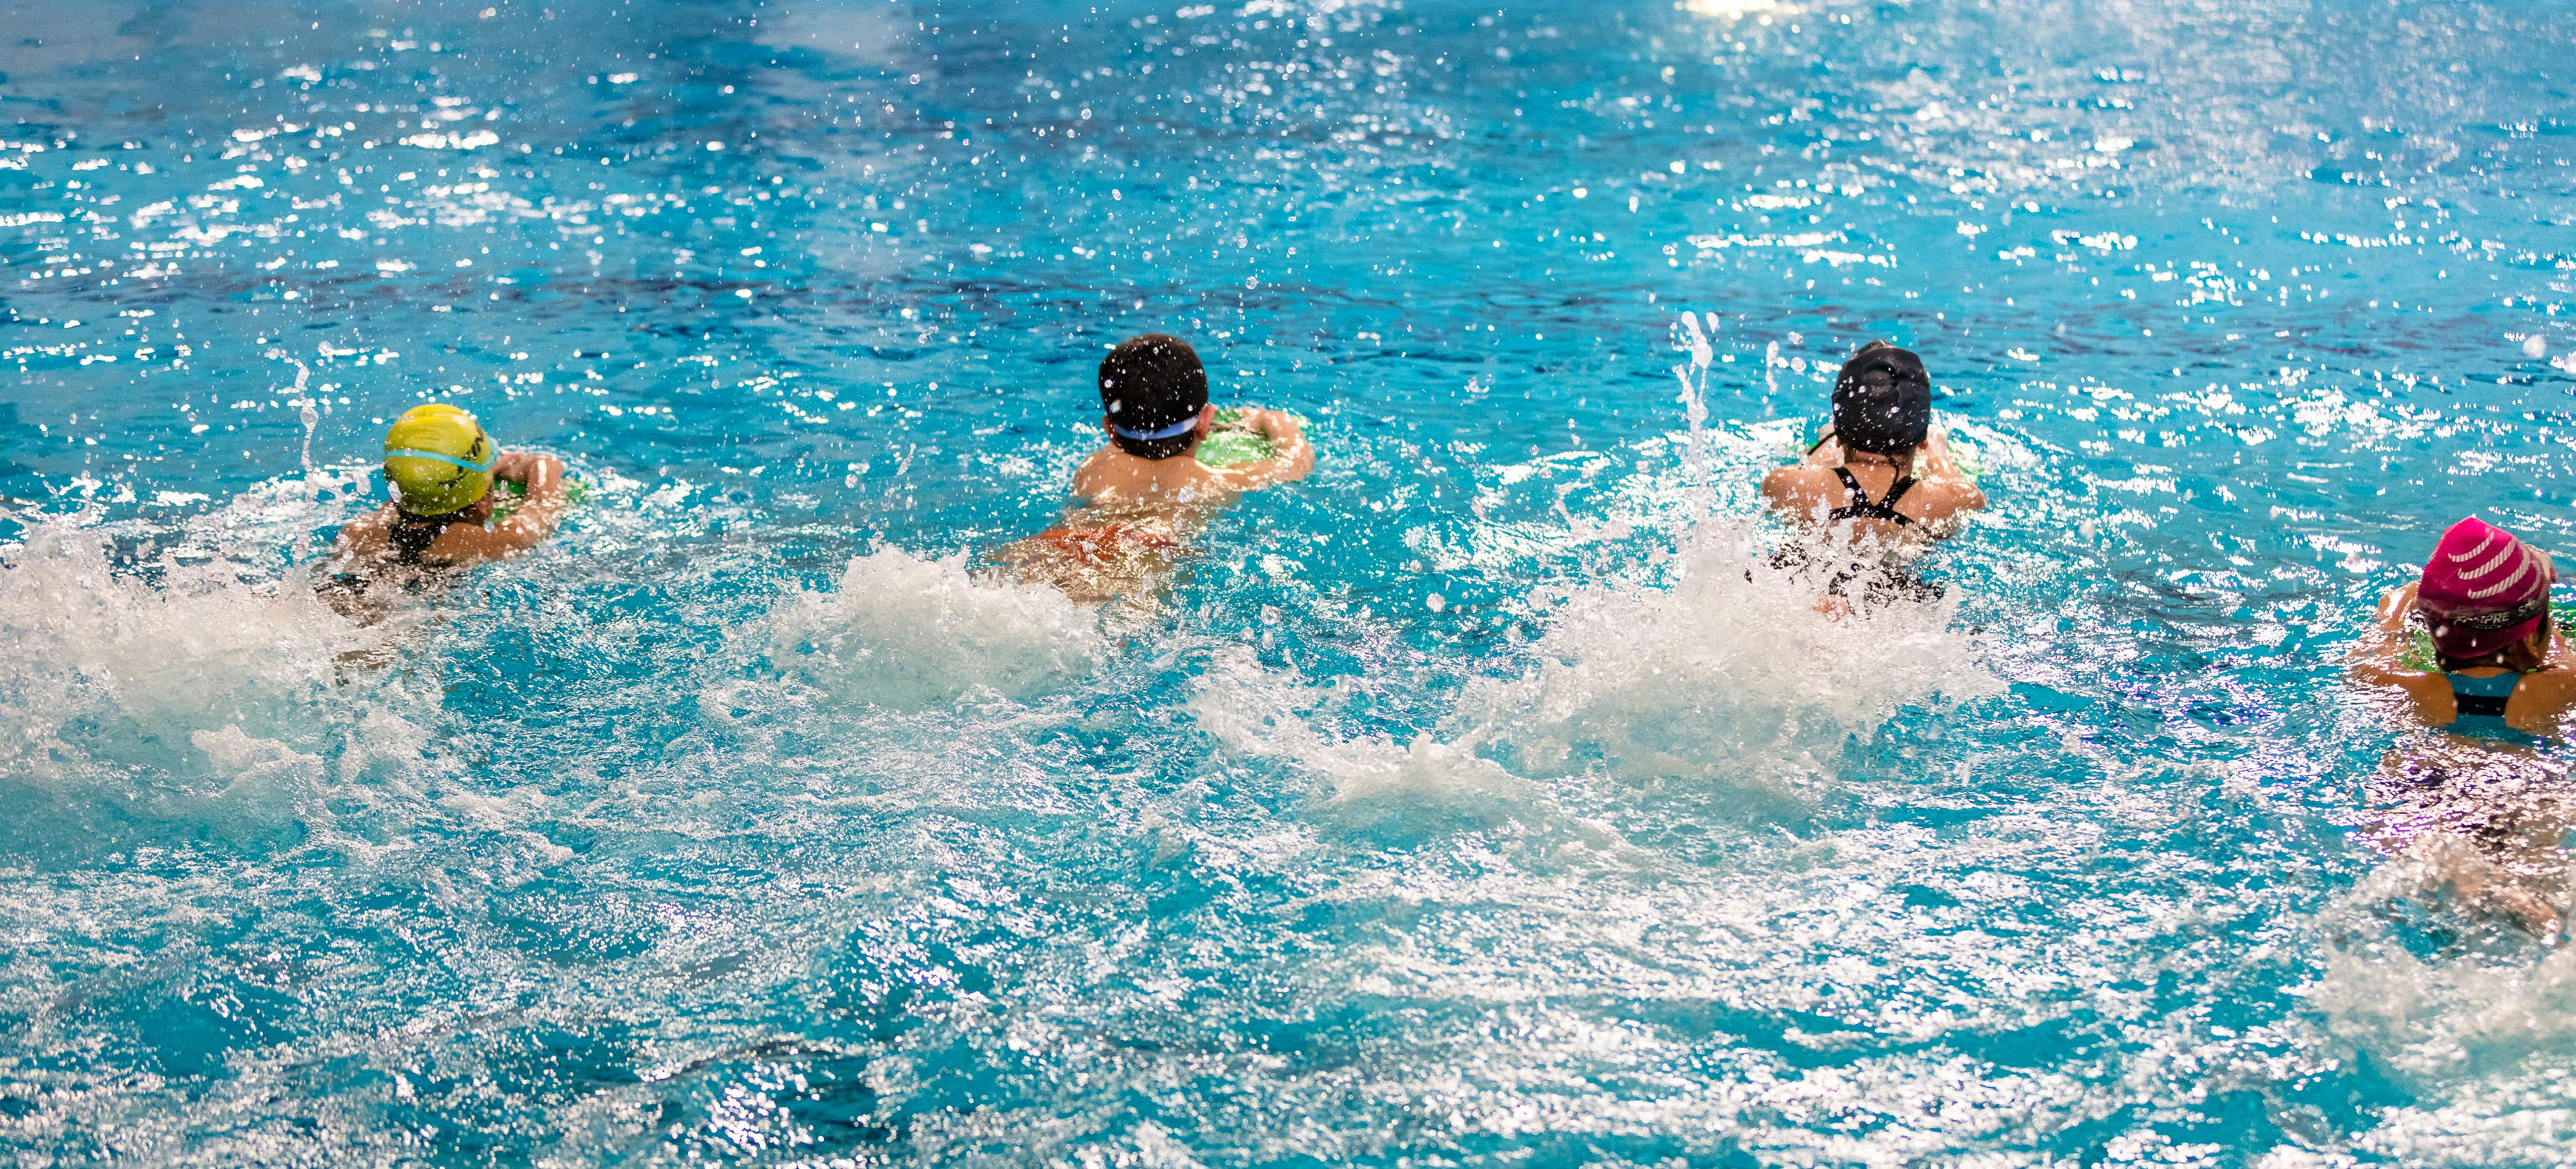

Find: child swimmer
<box><xmin>321</xmin><ymin>404</ymin><xmax>568</xmax><ymax>617</ymax></box>
<box><xmin>2347</xmin><ymin>516</ymin><xmax>2576</xmax><ymax>934</ymax></box>
<box><xmin>995</xmin><ymin>333</ymin><xmax>1315</xmax><ymax>603</ymax></box>
<box><xmin>1760</xmin><ymin>341</ymin><xmax>1985</xmax><ymax>612</ymax></box>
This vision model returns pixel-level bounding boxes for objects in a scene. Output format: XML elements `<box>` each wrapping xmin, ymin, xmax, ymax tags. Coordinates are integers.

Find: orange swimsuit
<box><xmin>1024</xmin><ymin>522</ymin><xmax>1180</xmax><ymax>568</ymax></box>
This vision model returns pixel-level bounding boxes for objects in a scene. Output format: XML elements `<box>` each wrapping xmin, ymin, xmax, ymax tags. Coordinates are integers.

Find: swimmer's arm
<box><xmin>2348</xmin><ymin>584</ymin><xmax>2421</xmax><ymax>683</ymax></box>
<box><xmin>2517</xmin><ymin>668</ymin><xmax>2576</xmax><ymax>737</ymax></box>
<box><xmin>441</xmin><ymin>452</ymin><xmax>567</xmax><ymax>559</ymax></box>
<box><xmin>2546</xmin><ymin>624</ymin><xmax>2576</xmax><ymax>672</ymax></box>
<box><xmin>1913</xmin><ymin>433</ymin><xmax>1985</xmax><ymax>512</ymax></box>
<box><xmin>1934</xmin><ymin>479</ymin><xmax>1985</xmax><ymax>512</ymax></box>
<box><xmin>2374</xmin><ymin>584</ymin><xmax>2418</xmax><ymax>633</ymax></box>
<box><xmin>490</xmin><ymin>452</ymin><xmax>568</xmax><ymax>548</ymax></box>
<box><xmin>1218</xmin><ymin>409</ymin><xmax>1314</xmax><ymax>490</ymax></box>
<box><xmin>2517</xmin><ymin>628</ymin><xmax>2576</xmax><ymax>734</ymax></box>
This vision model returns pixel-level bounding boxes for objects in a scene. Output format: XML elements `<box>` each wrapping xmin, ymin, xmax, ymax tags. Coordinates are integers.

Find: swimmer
<box><xmin>321</xmin><ymin>404</ymin><xmax>568</xmax><ymax>617</ymax></box>
<box><xmin>1760</xmin><ymin>341</ymin><xmax>1984</xmax><ymax>611</ymax></box>
<box><xmin>995</xmin><ymin>333</ymin><xmax>1314</xmax><ymax>603</ymax></box>
<box><xmin>2352</xmin><ymin>516</ymin><xmax>2576</xmax><ymax>739</ymax></box>
<box><xmin>2349</xmin><ymin>516</ymin><xmax>2576</xmax><ymax>934</ymax></box>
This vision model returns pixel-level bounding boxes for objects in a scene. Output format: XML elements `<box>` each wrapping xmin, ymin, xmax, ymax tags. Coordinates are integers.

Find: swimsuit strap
<box><xmin>1827</xmin><ymin>467</ymin><xmax>1915</xmax><ymax>525</ymax></box>
<box><xmin>2438</xmin><ymin>668</ymin><xmax>2544</xmax><ymax>744</ymax></box>
<box><xmin>2445</xmin><ymin>669</ymin><xmax>2523</xmax><ymax>720</ymax></box>
<box><xmin>388</xmin><ymin>510</ymin><xmax>467</xmax><ymax>565</ymax></box>
<box><xmin>1878</xmin><ymin>476</ymin><xmax>1918</xmax><ymax>512</ymax></box>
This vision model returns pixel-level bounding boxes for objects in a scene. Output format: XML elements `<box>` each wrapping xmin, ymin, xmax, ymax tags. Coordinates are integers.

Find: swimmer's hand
<box><xmin>492</xmin><ymin>450</ymin><xmax>562</xmax><ymax>487</ymax></box>
<box><xmin>1244</xmin><ymin>408</ymin><xmax>1303</xmax><ymax>441</ymax></box>
<box><xmin>1218</xmin><ymin>409</ymin><xmax>1315</xmax><ymax>489</ymax></box>
<box><xmin>2351</xmin><ymin>584</ymin><xmax>2423</xmax><ymax>684</ymax></box>
<box><xmin>487</xmin><ymin>451</ymin><xmax>569</xmax><ymax>546</ymax></box>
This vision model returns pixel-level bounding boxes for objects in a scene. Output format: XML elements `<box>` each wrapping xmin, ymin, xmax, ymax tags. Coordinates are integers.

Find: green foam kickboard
<box><xmin>494</xmin><ymin>476</ymin><xmax>590</xmax><ymax>519</ymax></box>
<box><xmin>1197</xmin><ymin>408</ymin><xmax>1307</xmax><ymax>469</ymax></box>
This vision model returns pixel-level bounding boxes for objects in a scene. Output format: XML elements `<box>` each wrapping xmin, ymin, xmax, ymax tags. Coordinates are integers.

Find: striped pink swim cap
<box><xmin>2417</xmin><ymin>516</ymin><xmax>2556</xmax><ymax>660</ymax></box>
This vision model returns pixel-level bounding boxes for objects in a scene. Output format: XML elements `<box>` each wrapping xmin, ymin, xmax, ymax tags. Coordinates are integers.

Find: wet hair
<box><xmin>1831</xmin><ymin>340</ymin><xmax>1932</xmax><ymax>455</ymax></box>
<box><xmin>1098</xmin><ymin>333</ymin><xmax>1209</xmax><ymax>459</ymax></box>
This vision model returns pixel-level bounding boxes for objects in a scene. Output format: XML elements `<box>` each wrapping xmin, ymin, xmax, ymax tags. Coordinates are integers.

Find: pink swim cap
<box><xmin>2417</xmin><ymin>516</ymin><xmax>2556</xmax><ymax>660</ymax></box>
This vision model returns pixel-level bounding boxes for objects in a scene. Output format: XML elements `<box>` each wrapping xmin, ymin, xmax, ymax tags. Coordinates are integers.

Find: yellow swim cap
<box><xmin>382</xmin><ymin>403</ymin><xmax>497</xmax><ymax>516</ymax></box>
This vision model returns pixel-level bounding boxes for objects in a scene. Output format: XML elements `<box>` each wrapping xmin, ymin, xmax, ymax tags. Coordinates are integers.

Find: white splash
<box><xmin>0</xmin><ymin>521</ymin><xmax>412</xmax><ymax>845</ymax></box>
<box><xmin>765</xmin><ymin>546</ymin><xmax>1103</xmax><ymax>711</ymax></box>
<box><xmin>1673</xmin><ymin>310</ymin><xmax>1716</xmax><ymax>516</ymax></box>
<box><xmin>1462</xmin><ymin>516</ymin><xmax>2001</xmax><ymax>789</ymax></box>
<box><xmin>2298</xmin><ymin>834</ymin><xmax>2576</xmax><ymax>1164</ymax></box>
<box><xmin>266</xmin><ymin>347</ymin><xmax>319</xmax><ymax>473</ymax></box>
<box><xmin>1192</xmin><ymin>510</ymin><xmax>1995</xmax><ymax>847</ymax></box>
<box><xmin>1192</xmin><ymin>650</ymin><xmax>1552</xmax><ymax>838</ymax></box>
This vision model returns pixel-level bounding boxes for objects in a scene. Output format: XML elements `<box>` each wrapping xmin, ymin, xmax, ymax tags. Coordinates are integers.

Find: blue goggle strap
<box><xmin>1111</xmin><ymin>415</ymin><xmax>1200</xmax><ymax>441</ymax></box>
<box><xmin>385</xmin><ymin>447</ymin><xmax>498</xmax><ymax>474</ymax></box>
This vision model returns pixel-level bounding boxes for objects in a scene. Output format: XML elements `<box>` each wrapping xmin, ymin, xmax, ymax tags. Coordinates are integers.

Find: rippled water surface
<box><xmin>6</xmin><ymin>0</ymin><xmax>2576</xmax><ymax>1164</ymax></box>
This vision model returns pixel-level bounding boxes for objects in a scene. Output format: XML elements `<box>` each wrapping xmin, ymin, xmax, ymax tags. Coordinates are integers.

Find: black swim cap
<box><xmin>1830</xmin><ymin>341</ymin><xmax>1932</xmax><ymax>455</ymax></box>
<box><xmin>1099</xmin><ymin>333</ymin><xmax>1209</xmax><ymax>459</ymax></box>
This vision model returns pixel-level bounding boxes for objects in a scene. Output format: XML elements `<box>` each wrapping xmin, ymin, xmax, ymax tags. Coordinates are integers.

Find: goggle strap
<box><xmin>385</xmin><ymin>447</ymin><xmax>497</xmax><ymax>474</ymax></box>
<box><xmin>1111</xmin><ymin>416</ymin><xmax>1200</xmax><ymax>441</ymax></box>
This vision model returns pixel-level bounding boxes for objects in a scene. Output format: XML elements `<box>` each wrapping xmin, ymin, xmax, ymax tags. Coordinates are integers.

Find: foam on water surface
<box><xmin>764</xmin><ymin>546</ymin><xmax>1105</xmax><ymax>711</ymax></box>
<box><xmin>0</xmin><ymin>523</ymin><xmax>420</xmax><ymax>849</ymax></box>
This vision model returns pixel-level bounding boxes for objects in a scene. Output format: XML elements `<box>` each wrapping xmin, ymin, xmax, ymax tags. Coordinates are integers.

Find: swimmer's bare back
<box><xmin>1760</xmin><ymin>427</ymin><xmax>1983</xmax><ymax>543</ymax></box>
<box><xmin>998</xmin><ymin>409</ymin><xmax>1315</xmax><ymax>603</ymax></box>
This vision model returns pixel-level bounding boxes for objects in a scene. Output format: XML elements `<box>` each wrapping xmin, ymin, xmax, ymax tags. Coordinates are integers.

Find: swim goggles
<box><xmin>1111</xmin><ymin>416</ymin><xmax>1200</xmax><ymax>442</ymax></box>
<box><xmin>384</xmin><ymin>447</ymin><xmax>499</xmax><ymax>474</ymax></box>
<box><xmin>2425</xmin><ymin>595</ymin><xmax>2550</xmax><ymax>632</ymax></box>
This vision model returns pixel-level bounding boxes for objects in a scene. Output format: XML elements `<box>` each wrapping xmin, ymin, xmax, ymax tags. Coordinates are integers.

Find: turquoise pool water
<box><xmin>6</xmin><ymin>0</ymin><xmax>2576</xmax><ymax>1163</ymax></box>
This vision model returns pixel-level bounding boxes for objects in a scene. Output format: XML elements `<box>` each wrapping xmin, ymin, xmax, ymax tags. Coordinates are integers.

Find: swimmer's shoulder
<box><xmin>333</xmin><ymin>505</ymin><xmax>394</xmax><ymax>556</ymax></box>
<box><xmin>1080</xmin><ymin>440</ymin><xmax>1261</xmax><ymax>498</ymax></box>
<box><xmin>2369</xmin><ymin>664</ymin><xmax>2576</xmax><ymax>733</ymax></box>
<box><xmin>2509</xmin><ymin>664</ymin><xmax>2576</xmax><ymax>730</ymax></box>
<box><xmin>2394</xmin><ymin>670</ymin><xmax>2459</xmax><ymax>725</ymax></box>
<box><xmin>1070</xmin><ymin>443</ymin><xmax>1152</xmax><ymax>499</ymax></box>
<box><xmin>342</xmin><ymin>501</ymin><xmax>397</xmax><ymax>532</ymax></box>
<box><xmin>1902</xmin><ymin>474</ymin><xmax>1985</xmax><ymax>523</ymax></box>
<box><xmin>1759</xmin><ymin>463</ymin><xmax>1835</xmax><ymax>510</ymax></box>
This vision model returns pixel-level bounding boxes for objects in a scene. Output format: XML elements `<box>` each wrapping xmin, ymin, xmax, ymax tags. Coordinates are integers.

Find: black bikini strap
<box><xmin>2453</xmin><ymin>691</ymin><xmax>2512</xmax><ymax>718</ymax></box>
<box><xmin>1878</xmin><ymin>476</ymin><xmax>1918</xmax><ymax>512</ymax></box>
<box><xmin>1826</xmin><ymin>467</ymin><xmax>1914</xmax><ymax>525</ymax></box>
